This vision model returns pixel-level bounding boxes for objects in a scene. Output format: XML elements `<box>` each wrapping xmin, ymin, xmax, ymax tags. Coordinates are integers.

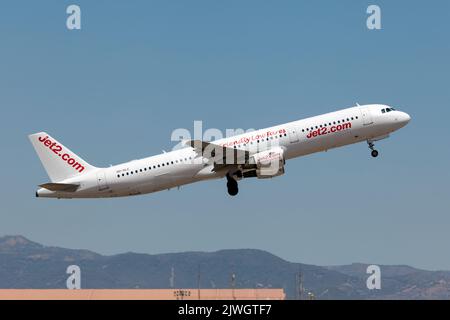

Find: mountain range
<box><xmin>0</xmin><ymin>235</ymin><xmax>449</xmax><ymax>299</ymax></box>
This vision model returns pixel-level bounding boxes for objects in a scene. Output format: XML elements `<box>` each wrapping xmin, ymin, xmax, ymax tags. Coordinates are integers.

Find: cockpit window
<box><xmin>382</xmin><ymin>107</ymin><xmax>396</xmax><ymax>114</ymax></box>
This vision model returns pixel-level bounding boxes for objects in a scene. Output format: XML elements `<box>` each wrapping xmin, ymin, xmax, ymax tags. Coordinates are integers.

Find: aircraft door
<box><xmin>288</xmin><ymin>127</ymin><xmax>299</xmax><ymax>143</ymax></box>
<box><xmin>360</xmin><ymin>107</ymin><xmax>374</xmax><ymax>126</ymax></box>
<box><xmin>96</xmin><ymin>171</ymin><xmax>109</xmax><ymax>191</ymax></box>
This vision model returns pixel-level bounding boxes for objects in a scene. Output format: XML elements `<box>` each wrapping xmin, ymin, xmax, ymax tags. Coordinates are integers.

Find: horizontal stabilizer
<box><xmin>39</xmin><ymin>183</ymin><xmax>80</xmax><ymax>192</ymax></box>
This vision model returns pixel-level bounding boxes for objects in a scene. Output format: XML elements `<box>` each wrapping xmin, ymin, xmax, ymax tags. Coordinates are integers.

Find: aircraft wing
<box><xmin>186</xmin><ymin>140</ymin><xmax>250</xmax><ymax>171</ymax></box>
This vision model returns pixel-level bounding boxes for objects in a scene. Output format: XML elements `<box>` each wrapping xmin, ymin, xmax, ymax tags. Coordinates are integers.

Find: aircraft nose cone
<box><xmin>399</xmin><ymin>112</ymin><xmax>411</xmax><ymax>125</ymax></box>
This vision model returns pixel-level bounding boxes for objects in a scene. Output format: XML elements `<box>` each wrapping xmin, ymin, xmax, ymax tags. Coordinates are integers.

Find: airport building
<box><xmin>0</xmin><ymin>288</ymin><xmax>286</xmax><ymax>300</ymax></box>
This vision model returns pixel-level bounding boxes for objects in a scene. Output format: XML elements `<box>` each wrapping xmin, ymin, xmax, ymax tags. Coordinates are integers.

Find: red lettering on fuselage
<box><xmin>221</xmin><ymin>128</ymin><xmax>287</xmax><ymax>148</ymax></box>
<box><xmin>306</xmin><ymin>122</ymin><xmax>352</xmax><ymax>139</ymax></box>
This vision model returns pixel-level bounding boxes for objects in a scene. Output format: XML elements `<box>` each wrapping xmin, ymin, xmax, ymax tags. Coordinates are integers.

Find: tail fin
<box><xmin>29</xmin><ymin>132</ymin><xmax>97</xmax><ymax>182</ymax></box>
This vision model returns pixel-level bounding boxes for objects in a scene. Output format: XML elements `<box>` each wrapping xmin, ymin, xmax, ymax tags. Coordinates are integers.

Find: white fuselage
<box><xmin>36</xmin><ymin>104</ymin><xmax>410</xmax><ymax>199</ymax></box>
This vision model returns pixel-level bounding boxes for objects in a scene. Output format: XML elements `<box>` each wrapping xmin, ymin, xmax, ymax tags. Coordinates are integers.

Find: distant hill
<box><xmin>0</xmin><ymin>235</ymin><xmax>449</xmax><ymax>299</ymax></box>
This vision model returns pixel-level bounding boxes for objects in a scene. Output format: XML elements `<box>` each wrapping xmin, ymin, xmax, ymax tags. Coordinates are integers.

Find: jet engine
<box><xmin>245</xmin><ymin>147</ymin><xmax>285</xmax><ymax>179</ymax></box>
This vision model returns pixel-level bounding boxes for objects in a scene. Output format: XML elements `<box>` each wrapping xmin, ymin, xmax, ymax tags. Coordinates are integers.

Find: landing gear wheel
<box><xmin>367</xmin><ymin>140</ymin><xmax>379</xmax><ymax>158</ymax></box>
<box><xmin>226</xmin><ymin>174</ymin><xmax>239</xmax><ymax>196</ymax></box>
<box><xmin>371</xmin><ymin>150</ymin><xmax>379</xmax><ymax>158</ymax></box>
<box><xmin>227</xmin><ymin>184</ymin><xmax>239</xmax><ymax>196</ymax></box>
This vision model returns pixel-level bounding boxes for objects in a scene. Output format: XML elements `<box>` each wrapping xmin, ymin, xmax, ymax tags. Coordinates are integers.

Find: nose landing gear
<box><xmin>367</xmin><ymin>140</ymin><xmax>379</xmax><ymax>158</ymax></box>
<box><xmin>226</xmin><ymin>174</ymin><xmax>239</xmax><ymax>196</ymax></box>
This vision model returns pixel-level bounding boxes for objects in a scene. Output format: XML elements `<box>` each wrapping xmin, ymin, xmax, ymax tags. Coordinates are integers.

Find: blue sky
<box><xmin>0</xmin><ymin>1</ymin><xmax>449</xmax><ymax>270</ymax></box>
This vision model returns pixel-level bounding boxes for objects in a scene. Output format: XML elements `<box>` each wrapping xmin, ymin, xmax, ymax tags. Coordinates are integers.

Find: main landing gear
<box><xmin>367</xmin><ymin>140</ymin><xmax>379</xmax><ymax>158</ymax></box>
<box><xmin>226</xmin><ymin>173</ymin><xmax>239</xmax><ymax>196</ymax></box>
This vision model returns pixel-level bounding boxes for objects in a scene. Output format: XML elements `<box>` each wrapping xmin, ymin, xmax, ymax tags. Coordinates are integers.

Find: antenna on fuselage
<box><xmin>356</xmin><ymin>102</ymin><xmax>361</xmax><ymax>106</ymax></box>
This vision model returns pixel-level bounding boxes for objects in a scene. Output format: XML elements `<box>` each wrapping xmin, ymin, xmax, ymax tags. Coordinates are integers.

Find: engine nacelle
<box><xmin>251</xmin><ymin>147</ymin><xmax>285</xmax><ymax>179</ymax></box>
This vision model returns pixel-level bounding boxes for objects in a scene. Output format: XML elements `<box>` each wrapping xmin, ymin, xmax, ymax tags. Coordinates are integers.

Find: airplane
<box><xmin>29</xmin><ymin>104</ymin><xmax>410</xmax><ymax>199</ymax></box>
